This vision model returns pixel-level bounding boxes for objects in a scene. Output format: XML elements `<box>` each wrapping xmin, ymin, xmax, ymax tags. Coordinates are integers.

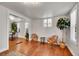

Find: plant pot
<box><xmin>26</xmin><ymin>38</ymin><xmax>29</xmax><ymax>41</ymax></box>
<box><xmin>60</xmin><ymin>42</ymin><xmax>65</xmax><ymax>48</ymax></box>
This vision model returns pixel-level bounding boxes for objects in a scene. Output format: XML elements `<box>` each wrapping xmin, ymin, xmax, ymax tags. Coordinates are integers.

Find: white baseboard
<box><xmin>0</xmin><ymin>48</ymin><xmax>9</xmax><ymax>53</ymax></box>
<box><xmin>18</xmin><ymin>36</ymin><xmax>26</xmax><ymax>39</ymax></box>
<box><xmin>66</xmin><ymin>44</ymin><xmax>76</xmax><ymax>56</ymax></box>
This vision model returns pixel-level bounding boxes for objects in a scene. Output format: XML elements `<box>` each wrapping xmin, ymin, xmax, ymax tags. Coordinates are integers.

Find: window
<box><xmin>17</xmin><ymin>23</ymin><xmax>20</xmax><ymax>29</ymax></box>
<box><xmin>43</xmin><ymin>19</ymin><xmax>48</xmax><ymax>27</ymax></box>
<box><xmin>25</xmin><ymin>22</ymin><xmax>29</xmax><ymax>29</ymax></box>
<box><xmin>17</xmin><ymin>23</ymin><xmax>20</xmax><ymax>32</ymax></box>
<box><xmin>43</xmin><ymin>18</ymin><xmax>52</xmax><ymax>27</ymax></box>
<box><xmin>70</xmin><ymin>8</ymin><xmax>77</xmax><ymax>42</ymax></box>
<box><xmin>48</xmin><ymin>18</ymin><xmax>52</xmax><ymax>27</ymax></box>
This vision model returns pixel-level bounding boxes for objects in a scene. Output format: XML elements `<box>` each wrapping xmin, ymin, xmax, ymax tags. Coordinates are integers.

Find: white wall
<box><xmin>31</xmin><ymin>16</ymin><xmax>67</xmax><ymax>42</ymax></box>
<box><xmin>66</xmin><ymin>3</ymin><xmax>79</xmax><ymax>56</ymax></box>
<box><xmin>0</xmin><ymin>5</ymin><xmax>32</xmax><ymax>52</ymax></box>
<box><xmin>8</xmin><ymin>7</ymin><xmax>32</xmax><ymax>39</ymax></box>
<box><xmin>0</xmin><ymin>5</ymin><xmax>9</xmax><ymax>52</ymax></box>
<box><xmin>76</xmin><ymin>3</ymin><xmax>79</xmax><ymax>55</ymax></box>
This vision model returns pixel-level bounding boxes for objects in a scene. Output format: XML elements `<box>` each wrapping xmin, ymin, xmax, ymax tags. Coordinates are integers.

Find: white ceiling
<box><xmin>0</xmin><ymin>2</ymin><xmax>76</xmax><ymax>19</ymax></box>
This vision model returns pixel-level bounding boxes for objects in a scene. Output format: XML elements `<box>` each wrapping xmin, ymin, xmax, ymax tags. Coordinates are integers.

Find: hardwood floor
<box><xmin>0</xmin><ymin>38</ymin><xmax>72</xmax><ymax>56</ymax></box>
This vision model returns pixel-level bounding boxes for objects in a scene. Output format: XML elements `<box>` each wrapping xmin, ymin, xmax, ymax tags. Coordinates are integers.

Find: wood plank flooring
<box><xmin>0</xmin><ymin>38</ymin><xmax>72</xmax><ymax>56</ymax></box>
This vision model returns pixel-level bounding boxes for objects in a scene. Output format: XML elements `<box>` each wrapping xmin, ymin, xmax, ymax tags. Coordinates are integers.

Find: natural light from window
<box><xmin>43</xmin><ymin>18</ymin><xmax>52</xmax><ymax>27</ymax></box>
<box><xmin>70</xmin><ymin>8</ymin><xmax>77</xmax><ymax>43</ymax></box>
<box><xmin>25</xmin><ymin>22</ymin><xmax>29</xmax><ymax>29</ymax></box>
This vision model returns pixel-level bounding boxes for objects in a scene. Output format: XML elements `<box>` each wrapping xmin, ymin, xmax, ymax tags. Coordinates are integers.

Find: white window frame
<box><xmin>43</xmin><ymin>18</ymin><xmax>52</xmax><ymax>27</ymax></box>
<box><xmin>70</xmin><ymin>8</ymin><xmax>77</xmax><ymax>43</ymax></box>
<box><xmin>25</xmin><ymin>22</ymin><xmax>29</xmax><ymax>29</ymax></box>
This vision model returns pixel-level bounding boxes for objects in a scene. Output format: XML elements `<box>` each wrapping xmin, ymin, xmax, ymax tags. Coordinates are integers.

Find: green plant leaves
<box><xmin>57</xmin><ymin>18</ymin><xmax>70</xmax><ymax>30</ymax></box>
<box><xmin>11</xmin><ymin>22</ymin><xmax>17</xmax><ymax>34</ymax></box>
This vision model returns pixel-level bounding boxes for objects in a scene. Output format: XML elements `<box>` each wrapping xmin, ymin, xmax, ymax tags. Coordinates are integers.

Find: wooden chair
<box><xmin>31</xmin><ymin>33</ymin><xmax>38</xmax><ymax>42</ymax></box>
<box><xmin>47</xmin><ymin>35</ymin><xmax>58</xmax><ymax>46</ymax></box>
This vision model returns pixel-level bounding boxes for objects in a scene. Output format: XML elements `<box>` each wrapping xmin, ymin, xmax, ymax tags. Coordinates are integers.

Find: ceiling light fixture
<box><xmin>24</xmin><ymin>2</ymin><xmax>41</xmax><ymax>6</ymax></box>
<box><xmin>9</xmin><ymin>15</ymin><xmax>15</xmax><ymax>20</ymax></box>
<box><xmin>9</xmin><ymin>15</ymin><xmax>22</xmax><ymax>22</ymax></box>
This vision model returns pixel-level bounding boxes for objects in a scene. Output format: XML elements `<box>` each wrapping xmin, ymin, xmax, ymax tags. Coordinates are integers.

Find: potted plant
<box><xmin>25</xmin><ymin>29</ymin><xmax>29</xmax><ymax>41</ymax></box>
<box><xmin>11</xmin><ymin>22</ymin><xmax>17</xmax><ymax>40</ymax></box>
<box><xmin>56</xmin><ymin>17</ymin><xmax>70</xmax><ymax>48</ymax></box>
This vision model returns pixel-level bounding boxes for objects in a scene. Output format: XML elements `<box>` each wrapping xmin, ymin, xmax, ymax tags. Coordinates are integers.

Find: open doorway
<box><xmin>9</xmin><ymin>14</ymin><xmax>29</xmax><ymax>41</ymax></box>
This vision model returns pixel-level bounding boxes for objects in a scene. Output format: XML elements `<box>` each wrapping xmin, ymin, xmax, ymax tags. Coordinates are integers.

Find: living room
<box><xmin>0</xmin><ymin>2</ymin><xmax>79</xmax><ymax>56</ymax></box>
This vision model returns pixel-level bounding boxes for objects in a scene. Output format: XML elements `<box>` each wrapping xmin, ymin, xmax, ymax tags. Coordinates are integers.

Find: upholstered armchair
<box><xmin>31</xmin><ymin>33</ymin><xmax>38</xmax><ymax>42</ymax></box>
<box><xmin>47</xmin><ymin>35</ymin><xmax>58</xmax><ymax>46</ymax></box>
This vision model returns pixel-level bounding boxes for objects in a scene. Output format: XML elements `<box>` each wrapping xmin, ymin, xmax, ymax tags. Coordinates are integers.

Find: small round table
<box><xmin>40</xmin><ymin>37</ymin><xmax>45</xmax><ymax>44</ymax></box>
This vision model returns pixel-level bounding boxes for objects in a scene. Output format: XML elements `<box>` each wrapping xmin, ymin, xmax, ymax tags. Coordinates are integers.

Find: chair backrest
<box><xmin>48</xmin><ymin>35</ymin><xmax>58</xmax><ymax>44</ymax></box>
<box><xmin>31</xmin><ymin>33</ymin><xmax>38</xmax><ymax>41</ymax></box>
<box><xmin>51</xmin><ymin>35</ymin><xmax>58</xmax><ymax>41</ymax></box>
